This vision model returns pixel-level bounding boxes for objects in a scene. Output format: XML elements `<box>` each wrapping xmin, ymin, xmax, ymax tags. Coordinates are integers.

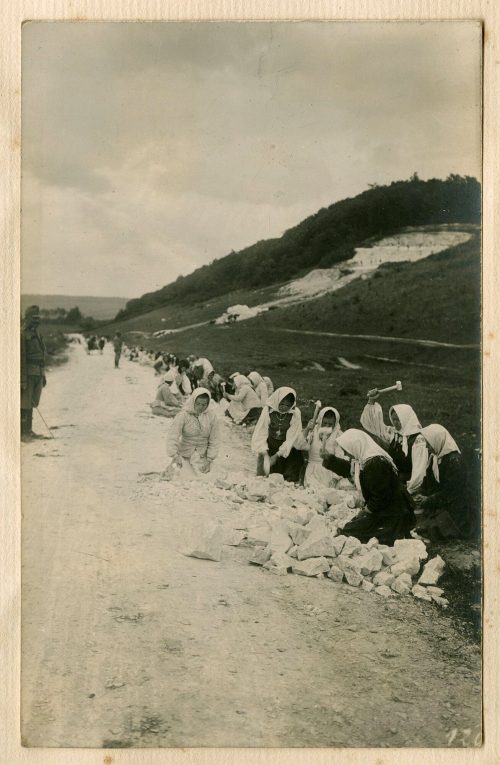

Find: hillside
<box><xmin>116</xmin><ymin>175</ymin><xmax>480</xmax><ymax>321</ymax></box>
<box><xmin>250</xmin><ymin>231</ymin><xmax>480</xmax><ymax>346</ymax></box>
<box><xmin>21</xmin><ymin>294</ymin><xmax>128</xmax><ymax>320</ymax></box>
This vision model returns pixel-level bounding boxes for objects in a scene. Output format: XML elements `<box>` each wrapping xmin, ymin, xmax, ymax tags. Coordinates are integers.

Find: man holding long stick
<box><xmin>20</xmin><ymin>305</ymin><xmax>47</xmax><ymax>442</ymax></box>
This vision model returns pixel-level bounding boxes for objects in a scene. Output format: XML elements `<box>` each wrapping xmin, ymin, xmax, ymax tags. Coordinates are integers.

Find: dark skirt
<box><xmin>340</xmin><ymin>456</ymin><xmax>415</xmax><ymax>546</ymax></box>
<box><xmin>226</xmin><ymin>406</ymin><xmax>263</xmax><ymax>426</ymax></box>
<box><xmin>256</xmin><ymin>433</ymin><xmax>305</xmax><ymax>483</ymax></box>
<box><xmin>416</xmin><ymin>452</ymin><xmax>475</xmax><ymax>540</ymax></box>
<box><xmin>240</xmin><ymin>407</ymin><xmax>263</xmax><ymax>426</ymax></box>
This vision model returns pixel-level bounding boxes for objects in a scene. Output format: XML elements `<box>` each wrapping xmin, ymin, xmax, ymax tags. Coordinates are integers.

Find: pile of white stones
<box><xmin>207</xmin><ymin>472</ymin><xmax>448</xmax><ymax>607</ymax></box>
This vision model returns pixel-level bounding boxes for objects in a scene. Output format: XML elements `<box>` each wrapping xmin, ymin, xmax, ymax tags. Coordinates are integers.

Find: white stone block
<box><xmin>418</xmin><ymin>555</ymin><xmax>445</xmax><ymax>586</ymax></box>
<box><xmin>292</xmin><ymin>557</ymin><xmax>330</xmax><ymax>577</ymax></box>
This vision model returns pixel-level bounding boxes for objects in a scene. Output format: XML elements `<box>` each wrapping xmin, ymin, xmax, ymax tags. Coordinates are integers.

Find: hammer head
<box><xmin>395</xmin><ymin>381</ymin><xmax>402</xmax><ymax>391</ymax></box>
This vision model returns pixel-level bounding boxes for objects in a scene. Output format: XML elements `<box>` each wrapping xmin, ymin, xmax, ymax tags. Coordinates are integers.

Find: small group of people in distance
<box><xmin>123</xmin><ymin>342</ymin><xmax>475</xmax><ymax>546</ymax></box>
<box><xmin>85</xmin><ymin>334</ymin><xmax>107</xmax><ymax>354</ymax></box>
<box><xmin>84</xmin><ymin>332</ymin><xmax>124</xmax><ymax>369</ymax></box>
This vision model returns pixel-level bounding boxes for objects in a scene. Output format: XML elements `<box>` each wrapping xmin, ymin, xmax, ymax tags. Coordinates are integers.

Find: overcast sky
<box><xmin>21</xmin><ymin>21</ymin><xmax>481</xmax><ymax>298</ymax></box>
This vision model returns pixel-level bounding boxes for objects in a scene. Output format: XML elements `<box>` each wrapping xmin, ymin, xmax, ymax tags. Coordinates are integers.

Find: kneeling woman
<box><xmin>416</xmin><ymin>424</ymin><xmax>473</xmax><ymax>539</ymax></box>
<box><xmin>165</xmin><ymin>388</ymin><xmax>220</xmax><ymax>479</ymax></box>
<box><xmin>322</xmin><ymin>429</ymin><xmax>415</xmax><ymax>545</ymax></box>
<box><xmin>150</xmin><ymin>376</ymin><xmax>183</xmax><ymax>418</ymax></box>
<box><xmin>223</xmin><ymin>374</ymin><xmax>262</xmax><ymax>425</ymax></box>
<box><xmin>302</xmin><ymin>407</ymin><xmax>343</xmax><ymax>490</ymax></box>
<box><xmin>251</xmin><ymin>387</ymin><xmax>304</xmax><ymax>483</ymax></box>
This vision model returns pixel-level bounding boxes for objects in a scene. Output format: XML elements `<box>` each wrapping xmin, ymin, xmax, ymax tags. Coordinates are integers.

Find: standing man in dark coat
<box><xmin>112</xmin><ymin>331</ymin><xmax>123</xmax><ymax>369</ymax></box>
<box><xmin>21</xmin><ymin>305</ymin><xmax>46</xmax><ymax>442</ymax></box>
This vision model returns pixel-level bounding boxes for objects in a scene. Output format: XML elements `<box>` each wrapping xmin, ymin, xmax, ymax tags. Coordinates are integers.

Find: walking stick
<box><xmin>34</xmin><ymin>407</ymin><xmax>55</xmax><ymax>439</ymax></box>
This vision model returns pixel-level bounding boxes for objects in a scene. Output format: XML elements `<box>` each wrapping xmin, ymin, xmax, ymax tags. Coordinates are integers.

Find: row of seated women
<box><xmin>249</xmin><ymin>386</ymin><xmax>475</xmax><ymax>544</ymax></box>
<box><xmin>150</xmin><ymin>362</ymin><xmax>274</xmax><ymax>424</ymax></box>
<box><xmin>162</xmin><ymin>380</ymin><xmax>475</xmax><ymax>545</ymax></box>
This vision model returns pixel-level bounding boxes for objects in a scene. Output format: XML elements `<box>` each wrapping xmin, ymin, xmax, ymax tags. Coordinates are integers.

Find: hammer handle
<box><xmin>310</xmin><ymin>400</ymin><xmax>322</xmax><ymax>429</ymax></box>
<box><xmin>378</xmin><ymin>383</ymin><xmax>399</xmax><ymax>394</ymax></box>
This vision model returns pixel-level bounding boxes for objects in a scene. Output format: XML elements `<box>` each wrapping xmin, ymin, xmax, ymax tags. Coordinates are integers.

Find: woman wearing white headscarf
<box><xmin>247</xmin><ymin>371</ymin><xmax>270</xmax><ymax>407</ymax></box>
<box><xmin>251</xmin><ymin>387</ymin><xmax>304</xmax><ymax>482</ymax></box>
<box><xmin>360</xmin><ymin>394</ymin><xmax>433</xmax><ymax>495</ymax></box>
<box><xmin>322</xmin><ymin>428</ymin><xmax>415</xmax><ymax>545</ymax></box>
<box><xmin>302</xmin><ymin>407</ymin><xmax>343</xmax><ymax>490</ymax></box>
<box><xmin>223</xmin><ymin>374</ymin><xmax>262</xmax><ymax>425</ymax></box>
<box><xmin>150</xmin><ymin>374</ymin><xmax>183</xmax><ymax>418</ymax></box>
<box><xmin>415</xmin><ymin>424</ymin><xmax>473</xmax><ymax>539</ymax></box>
<box><xmin>165</xmin><ymin>388</ymin><xmax>220</xmax><ymax>478</ymax></box>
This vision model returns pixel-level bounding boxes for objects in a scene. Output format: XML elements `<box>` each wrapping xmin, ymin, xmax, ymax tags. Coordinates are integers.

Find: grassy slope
<box><xmin>250</xmin><ymin>233</ymin><xmax>480</xmax><ymax>345</ymax></box>
<box><xmin>100</xmin><ymin>282</ymin><xmax>284</xmax><ymax>334</ymax></box>
<box><xmin>117</xmin><ymin>176</ymin><xmax>480</xmax><ymax>319</ymax></box>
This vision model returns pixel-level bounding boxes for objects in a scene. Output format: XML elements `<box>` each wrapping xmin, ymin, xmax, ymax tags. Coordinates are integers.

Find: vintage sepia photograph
<box><xmin>20</xmin><ymin>20</ymin><xmax>482</xmax><ymax>749</ymax></box>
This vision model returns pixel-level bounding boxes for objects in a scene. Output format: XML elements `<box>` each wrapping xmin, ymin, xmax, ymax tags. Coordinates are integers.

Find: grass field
<box><xmin>250</xmin><ymin>233</ymin><xmax>480</xmax><ymax>345</ymax></box>
<box><xmin>100</xmin><ymin>282</ymin><xmax>284</xmax><ymax>335</ymax></box>
<box><xmin>141</xmin><ymin>322</ymin><xmax>480</xmax><ymax>450</ymax></box>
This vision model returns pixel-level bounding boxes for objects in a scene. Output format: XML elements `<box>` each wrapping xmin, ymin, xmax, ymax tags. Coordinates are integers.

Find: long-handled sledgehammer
<box><xmin>367</xmin><ymin>380</ymin><xmax>402</xmax><ymax>398</ymax></box>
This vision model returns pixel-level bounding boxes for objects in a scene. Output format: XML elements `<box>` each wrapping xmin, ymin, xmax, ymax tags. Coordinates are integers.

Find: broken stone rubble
<box><xmin>203</xmin><ymin>471</ymin><xmax>448</xmax><ymax>606</ymax></box>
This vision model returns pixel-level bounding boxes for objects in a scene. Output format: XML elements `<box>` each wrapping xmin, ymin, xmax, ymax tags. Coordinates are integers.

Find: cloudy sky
<box><xmin>22</xmin><ymin>21</ymin><xmax>481</xmax><ymax>298</ymax></box>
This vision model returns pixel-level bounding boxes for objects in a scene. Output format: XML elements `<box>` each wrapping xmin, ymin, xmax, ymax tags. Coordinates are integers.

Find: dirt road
<box><xmin>21</xmin><ymin>342</ymin><xmax>481</xmax><ymax>748</ymax></box>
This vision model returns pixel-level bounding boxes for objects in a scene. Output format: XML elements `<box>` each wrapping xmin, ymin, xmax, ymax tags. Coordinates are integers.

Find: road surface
<box><xmin>21</xmin><ymin>342</ymin><xmax>481</xmax><ymax>748</ymax></box>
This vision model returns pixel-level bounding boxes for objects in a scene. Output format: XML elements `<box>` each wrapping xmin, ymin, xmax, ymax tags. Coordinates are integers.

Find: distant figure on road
<box><xmin>21</xmin><ymin>305</ymin><xmax>46</xmax><ymax>442</ymax></box>
<box><xmin>113</xmin><ymin>332</ymin><xmax>123</xmax><ymax>368</ymax></box>
<box><xmin>98</xmin><ymin>336</ymin><xmax>106</xmax><ymax>354</ymax></box>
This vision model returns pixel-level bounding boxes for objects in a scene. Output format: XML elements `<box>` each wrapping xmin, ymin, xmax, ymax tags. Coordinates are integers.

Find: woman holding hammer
<box><xmin>360</xmin><ymin>389</ymin><xmax>434</xmax><ymax>497</ymax></box>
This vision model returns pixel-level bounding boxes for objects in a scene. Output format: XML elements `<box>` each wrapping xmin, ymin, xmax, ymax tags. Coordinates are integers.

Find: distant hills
<box><xmin>21</xmin><ymin>295</ymin><xmax>129</xmax><ymax>321</ymax></box>
<box><xmin>116</xmin><ymin>175</ymin><xmax>480</xmax><ymax>322</ymax></box>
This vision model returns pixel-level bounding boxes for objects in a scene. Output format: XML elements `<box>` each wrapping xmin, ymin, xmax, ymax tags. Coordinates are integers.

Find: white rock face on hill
<box><xmin>280</xmin><ymin>228</ymin><xmax>472</xmax><ymax>301</ymax></box>
<box><xmin>215</xmin><ymin>303</ymin><xmax>268</xmax><ymax>325</ymax></box>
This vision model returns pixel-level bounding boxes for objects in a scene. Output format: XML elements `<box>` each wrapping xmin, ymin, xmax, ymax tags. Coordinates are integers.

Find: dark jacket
<box><xmin>21</xmin><ymin>325</ymin><xmax>46</xmax><ymax>385</ymax></box>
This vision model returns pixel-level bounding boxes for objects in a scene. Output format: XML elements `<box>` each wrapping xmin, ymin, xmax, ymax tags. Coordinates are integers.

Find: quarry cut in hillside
<box><xmin>280</xmin><ymin>227</ymin><xmax>473</xmax><ymax>302</ymax></box>
<box><xmin>208</xmin><ymin>226</ymin><xmax>474</xmax><ymax>327</ymax></box>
